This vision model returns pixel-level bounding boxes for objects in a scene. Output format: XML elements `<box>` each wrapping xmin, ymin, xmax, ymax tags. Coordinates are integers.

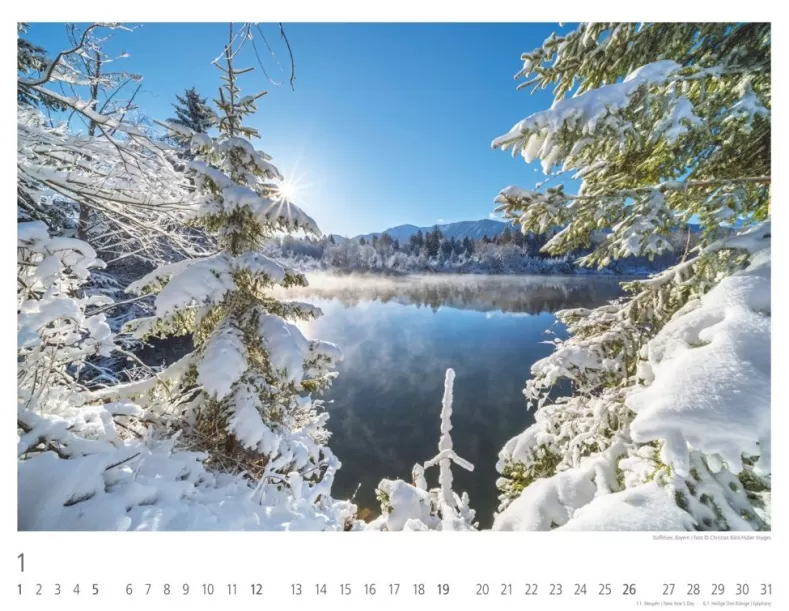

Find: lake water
<box><xmin>281</xmin><ymin>274</ymin><xmax>627</xmax><ymax>527</ymax></box>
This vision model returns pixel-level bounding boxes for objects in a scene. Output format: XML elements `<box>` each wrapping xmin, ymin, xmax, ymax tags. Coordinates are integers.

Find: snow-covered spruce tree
<box><xmin>491</xmin><ymin>23</ymin><xmax>770</xmax><ymax>531</ymax></box>
<box><xmin>17</xmin><ymin>222</ymin><xmax>356</xmax><ymax>531</ymax></box>
<box><xmin>110</xmin><ymin>31</ymin><xmax>343</xmax><ymax>502</ymax></box>
<box><xmin>169</xmin><ymin>87</ymin><xmax>216</xmax><ymax>135</ymax></box>
<box><xmin>368</xmin><ymin>369</ymin><xmax>476</xmax><ymax>531</ymax></box>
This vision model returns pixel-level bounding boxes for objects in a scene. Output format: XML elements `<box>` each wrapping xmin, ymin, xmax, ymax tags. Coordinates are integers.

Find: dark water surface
<box><xmin>282</xmin><ymin>274</ymin><xmax>626</xmax><ymax>527</ymax></box>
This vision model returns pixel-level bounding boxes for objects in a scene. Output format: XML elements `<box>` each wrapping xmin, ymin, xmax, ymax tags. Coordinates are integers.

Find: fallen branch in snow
<box><xmin>17</xmin><ymin>419</ymin><xmax>69</xmax><ymax>459</ymax></box>
<box><xmin>103</xmin><ymin>452</ymin><xmax>141</xmax><ymax>472</ymax></box>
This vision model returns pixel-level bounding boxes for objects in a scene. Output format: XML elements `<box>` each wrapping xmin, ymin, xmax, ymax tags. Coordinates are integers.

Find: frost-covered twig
<box><xmin>369</xmin><ymin>368</ymin><xmax>477</xmax><ymax>531</ymax></box>
<box><xmin>18</xmin><ymin>24</ymin><xmax>210</xmax><ymax>267</ymax></box>
<box><xmin>19</xmin><ymin>23</ymin><xmax>112</xmax><ymax>88</ymax></box>
<box><xmin>423</xmin><ymin>368</ymin><xmax>474</xmax><ymax>508</ymax></box>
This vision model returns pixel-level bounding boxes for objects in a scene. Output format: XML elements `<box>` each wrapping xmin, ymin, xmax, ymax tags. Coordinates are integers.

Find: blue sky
<box><xmin>27</xmin><ymin>22</ymin><xmax>574</xmax><ymax>237</ymax></box>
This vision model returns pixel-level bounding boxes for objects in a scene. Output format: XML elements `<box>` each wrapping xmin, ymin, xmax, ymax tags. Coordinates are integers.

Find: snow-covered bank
<box><xmin>493</xmin><ymin>224</ymin><xmax>771</xmax><ymax>531</ymax></box>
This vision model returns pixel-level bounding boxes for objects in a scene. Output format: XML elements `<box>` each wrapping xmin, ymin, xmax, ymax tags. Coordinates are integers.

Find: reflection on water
<box><xmin>282</xmin><ymin>273</ymin><xmax>626</xmax><ymax>314</ymax></box>
<box><xmin>281</xmin><ymin>274</ymin><xmax>626</xmax><ymax>527</ymax></box>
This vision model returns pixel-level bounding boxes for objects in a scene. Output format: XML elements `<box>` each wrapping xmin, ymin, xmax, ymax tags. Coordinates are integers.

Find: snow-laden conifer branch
<box><xmin>496</xmin><ymin>176</ymin><xmax>771</xmax><ymax>207</ymax></box>
<box><xmin>512</xmin><ymin>23</ymin><xmax>769</xmax><ymax>99</ymax></box>
<box><xmin>492</xmin><ymin>28</ymin><xmax>770</xmax><ymax>268</ymax></box>
<box><xmin>490</xmin><ymin>22</ymin><xmax>770</xmax><ymax>531</ymax></box>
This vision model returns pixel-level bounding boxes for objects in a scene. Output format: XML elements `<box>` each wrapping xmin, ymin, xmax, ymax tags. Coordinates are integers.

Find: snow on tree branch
<box><xmin>18</xmin><ymin>24</ymin><xmax>209</xmax><ymax>266</ymax></box>
<box><xmin>493</xmin><ymin>60</ymin><xmax>683</xmax><ymax>166</ymax></box>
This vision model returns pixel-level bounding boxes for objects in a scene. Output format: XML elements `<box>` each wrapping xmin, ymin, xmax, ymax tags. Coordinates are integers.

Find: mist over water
<box><xmin>281</xmin><ymin>274</ymin><xmax>627</xmax><ymax>528</ymax></box>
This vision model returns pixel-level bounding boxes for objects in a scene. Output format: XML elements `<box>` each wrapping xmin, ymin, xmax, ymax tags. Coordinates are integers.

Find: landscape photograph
<box><xmin>17</xmin><ymin>22</ymin><xmax>770</xmax><ymax>531</ymax></box>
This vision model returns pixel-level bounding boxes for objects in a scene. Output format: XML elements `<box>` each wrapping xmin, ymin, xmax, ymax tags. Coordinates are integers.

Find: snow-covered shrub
<box><xmin>18</xmin><ymin>221</ymin><xmax>115</xmax><ymax>419</ymax></box>
<box><xmin>491</xmin><ymin>23</ymin><xmax>770</xmax><ymax>530</ymax></box>
<box><xmin>367</xmin><ymin>369</ymin><xmax>477</xmax><ymax>531</ymax></box>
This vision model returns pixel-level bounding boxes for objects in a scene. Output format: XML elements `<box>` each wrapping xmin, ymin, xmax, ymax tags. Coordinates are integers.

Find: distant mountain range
<box><xmin>354</xmin><ymin>219</ymin><xmax>507</xmax><ymax>243</ymax></box>
<box><xmin>334</xmin><ymin>218</ymin><xmax>708</xmax><ymax>245</ymax></box>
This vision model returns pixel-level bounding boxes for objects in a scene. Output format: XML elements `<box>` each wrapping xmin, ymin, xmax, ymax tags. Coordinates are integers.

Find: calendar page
<box><xmin>8</xmin><ymin>2</ymin><xmax>781</xmax><ymax>610</ymax></box>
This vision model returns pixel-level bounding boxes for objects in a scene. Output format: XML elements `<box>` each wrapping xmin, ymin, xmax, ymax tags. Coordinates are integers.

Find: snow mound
<box><xmin>557</xmin><ymin>482</ymin><xmax>696</xmax><ymax>531</ymax></box>
<box><xmin>18</xmin><ymin>447</ymin><xmax>355</xmax><ymax>531</ymax></box>
<box><xmin>627</xmin><ymin>248</ymin><xmax>771</xmax><ymax>476</ymax></box>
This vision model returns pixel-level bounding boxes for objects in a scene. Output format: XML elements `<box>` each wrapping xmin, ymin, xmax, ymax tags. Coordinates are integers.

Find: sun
<box><xmin>274</xmin><ymin>157</ymin><xmax>316</xmax><ymax>205</ymax></box>
<box><xmin>277</xmin><ymin>180</ymin><xmax>299</xmax><ymax>201</ymax></box>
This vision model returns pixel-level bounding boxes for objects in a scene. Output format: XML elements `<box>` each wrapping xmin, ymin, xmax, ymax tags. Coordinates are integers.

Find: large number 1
<box><xmin>18</xmin><ymin>554</ymin><xmax>24</xmax><ymax>573</ymax></box>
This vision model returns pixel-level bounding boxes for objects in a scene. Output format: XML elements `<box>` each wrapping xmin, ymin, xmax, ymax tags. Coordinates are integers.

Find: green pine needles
<box><xmin>492</xmin><ymin>23</ymin><xmax>771</xmax><ymax>531</ymax></box>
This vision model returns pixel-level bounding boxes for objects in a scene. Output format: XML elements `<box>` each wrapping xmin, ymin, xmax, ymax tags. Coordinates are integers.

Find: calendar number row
<box><xmin>18</xmin><ymin>583</ymin><xmax>434</xmax><ymax>597</ymax></box>
<box><xmin>18</xmin><ymin>581</ymin><xmax>773</xmax><ymax>598</ymax></box>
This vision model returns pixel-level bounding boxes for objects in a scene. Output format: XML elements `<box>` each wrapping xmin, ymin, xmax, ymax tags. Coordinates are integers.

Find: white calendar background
<box><xmin>6</xmin><ymin>1</ymin><xmax>785</xmax><ymax>611</ymax></box>
<box><xmin>6</xmin><ymin>532</ymin><xmax>781</xmax><ymax>609</ymax></box>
